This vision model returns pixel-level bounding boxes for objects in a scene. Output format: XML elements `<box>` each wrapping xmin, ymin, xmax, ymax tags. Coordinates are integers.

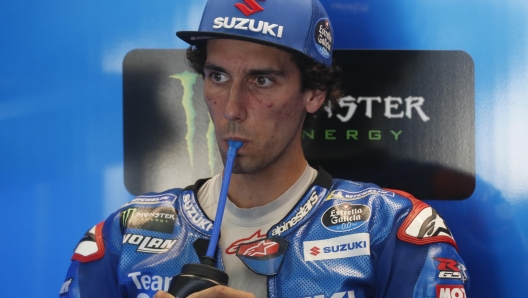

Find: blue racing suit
<box><xmin>60</xmin><ymin>169</ymin><xmax>469</xmax><ymax>298</ymax></box>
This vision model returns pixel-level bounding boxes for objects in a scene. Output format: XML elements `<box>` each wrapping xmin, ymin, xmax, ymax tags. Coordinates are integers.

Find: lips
<box><xmin>222</xmin><ymin>137</ymin><xmax>248</xmax><ymax>153</ymax></box>
<box><xmin>223</xmin><ymin>136</ymin><xmax>249</xmax><ymax>145</ymax></box>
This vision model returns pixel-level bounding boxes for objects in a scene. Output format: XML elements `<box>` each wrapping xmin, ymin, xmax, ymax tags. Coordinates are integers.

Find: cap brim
<box><xmin>176</xmin><ymin>30</ymin><xmax>313</xmax><ymax>62</ymax></box>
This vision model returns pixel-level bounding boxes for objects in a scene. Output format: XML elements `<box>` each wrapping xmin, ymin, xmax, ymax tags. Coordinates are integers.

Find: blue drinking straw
<box><xmin>205</xmin><ymin>140</ymin><xmax>243</xmax><ymax>258</ymax></box>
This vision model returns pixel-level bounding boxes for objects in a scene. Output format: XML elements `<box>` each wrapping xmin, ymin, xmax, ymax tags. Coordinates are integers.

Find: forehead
<box><xmin>205</xmin><ymin>39</ymin><xmax>297</xmax><ymax>72</ymax></box>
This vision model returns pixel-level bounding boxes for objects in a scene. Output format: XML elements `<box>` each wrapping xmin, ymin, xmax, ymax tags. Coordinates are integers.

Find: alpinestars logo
<box><xmin>235</xmin><ymin>0</ymin><xmax>264</xmax><ymax>16</ymax></box>
<box><xmin>271</xmin><ymin>191</ymin><xmax>320</xmax><ymax>236</ymax></box>
<box><xmin>398</xmin><ymin>198</ymin><xmax>458</xmax><ymax>249</ymax></box>
<box><xmin>407</xmin><ymin>207</ymin><xmax>453</xmax><ymax>239</ymax></box>
<box><xmin>238</xmin><ymin>240</ymin><xmax>279</xmax><ymax>257</ymax></box>
<box><xmin>226</xmin><ymin>229</ymin><xmax>266</xmax><ymax>254</ymax></box>
<box><xmin>123</xmin><ymin>234</ymin><xmax>176</xmax><ymax>254</ymax></box>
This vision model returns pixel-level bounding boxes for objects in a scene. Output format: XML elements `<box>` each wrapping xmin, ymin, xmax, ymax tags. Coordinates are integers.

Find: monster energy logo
<box><xmin>121</xmin><ymin>208</ymin><xmax>137</xmax><ymax>232</ymax></box>
<box><xmin>120</xmin><ymin>206</ymin><xmax>177</xmax><ymax>234</ymax></box>
<box><xmin>169</xmin><ymin>71</ymin><xmax>217</xmax><ymax>176</ymax></box>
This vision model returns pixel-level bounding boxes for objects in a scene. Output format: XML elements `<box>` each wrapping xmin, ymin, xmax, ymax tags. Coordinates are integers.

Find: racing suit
<box><xmin>60</xmin><ymin>169</ymin><xmax>469</xmax><ymax>298</ymax></box>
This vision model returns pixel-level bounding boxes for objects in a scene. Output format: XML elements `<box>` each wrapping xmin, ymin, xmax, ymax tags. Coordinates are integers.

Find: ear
<box><xmin>304</xmin><ymin>89</ymin><xmax>326</xmax><ymax>114</ymax></box>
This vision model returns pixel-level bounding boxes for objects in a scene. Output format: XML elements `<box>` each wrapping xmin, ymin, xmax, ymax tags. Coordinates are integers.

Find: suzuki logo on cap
<box><xmin>235</xmin><ymin>0</ymin><xmax>265</xmax><ymax>16</ymax></box>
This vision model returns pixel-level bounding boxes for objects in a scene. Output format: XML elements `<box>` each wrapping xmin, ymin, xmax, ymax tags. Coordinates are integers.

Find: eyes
<box><xmin>207</xmin><ymin>71</ymin><xmax>274</xmax><ymax>88</ymax></box>
<box><xmin>210</xmin><ymin>72</ymin><xmax>228</xmax><ymax>83</ymax></box>
<box><xmin>254</xmin><ymin>76</ymin><xmax>273</xmax><ymax>87</ymax></box>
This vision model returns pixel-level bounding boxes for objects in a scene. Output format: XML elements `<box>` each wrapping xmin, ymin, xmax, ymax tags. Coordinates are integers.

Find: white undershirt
<box><xmin>197</xmin><ymin>165</ymin><xmax>317</xmax><ymax>298</ymax></box>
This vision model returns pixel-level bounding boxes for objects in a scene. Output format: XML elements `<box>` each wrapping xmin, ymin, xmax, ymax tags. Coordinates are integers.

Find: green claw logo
<box><xmin>121</xmin><ymin>208</ymin><xmax>137</xmax><ymax>230</ymax></box>
<box><xmin>169</xmin><ymin>71</ymin><xmax>218</xmax><ymax>176</ymax></box>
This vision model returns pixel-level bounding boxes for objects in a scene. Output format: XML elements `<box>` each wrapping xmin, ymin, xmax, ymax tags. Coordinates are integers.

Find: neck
<box><xmin>227</xmin><ymin>148</ymin><xmax>308</xmax><ymax>209</ymax></box>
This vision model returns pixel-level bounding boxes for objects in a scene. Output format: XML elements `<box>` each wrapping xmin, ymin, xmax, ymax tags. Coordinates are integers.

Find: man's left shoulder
<box><xmin>326</xmin><ymin>180</ymin><xmax>458</xmax><ymax>248</ymax></box>
<box><xmin>327</xmin><ymin>179</ymin><xmax>410</xmax><ymax>208</ymax></box>
<box><xmin>386</xmin><ymin>189</ymin><xmax>458</xmax><ymax>249</ymax></box>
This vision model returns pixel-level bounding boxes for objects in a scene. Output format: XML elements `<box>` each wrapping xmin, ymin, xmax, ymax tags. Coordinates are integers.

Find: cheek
<box><xmin>204</xmin><ymin>89</ymin><xmax>224</xmax><ymax>117</ymax></box>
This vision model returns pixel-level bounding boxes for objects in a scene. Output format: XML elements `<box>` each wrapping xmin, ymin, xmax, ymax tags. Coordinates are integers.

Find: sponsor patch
<box><xmin>212</xmin><ymin>17</ymin><xmax>284</xmax><ymax>38</ymax></box>
<box><xmin>326</xmin><ymin>188</ymin><xmax>394</xmax><ymax>201</ymax></box>
<box><xmin>59</xmin><ymin>278</ymin><xmax>72</xmax><ymax>296</ymax></box>
<box><xmin>436</xmin><ymin>285</ymin><xmax>466</xmax><ymax>298</ymax></box>
<box><xmin>435</xmin><ymin>258</ymin><xmax>468</xmax><ymax>283</ymax></box>
<box><xmin>271</xmin><ymin>191</ymin><xmax>320</xmax><ymax>236</ymax></box>
<box><xmin>235</xmin><ymin>0</ymin><xmax>264</xmax><ymax>16</ymax></box>
<box><xmin>303</xmin><ymin>233</ymin><xmax>370</xmax><ymax>262</ymax></box>
<box><xmin>226</xmin><ymin>229</ymin><xmax>266</xmax><ymax>255</ymax></box>
<box><xmin>303</xmin><ymin>291</ymin><xmax>356</xmax><ymax>298</ymax></box>
<box><xmin>120</xmin><ymin>206</ymin><xmax>176</xmax><ymax>234</ymax></box>
<box><xmin>72</xmin><ymin>221</ymin><xmax>105</xmax><ymax>262</ymax></box>
<box><xmin>313</xmin><ymin>18</ymin><xmax>332</xmax><ymax>58</ymax></box>
<box><xmin>321</xmin><ymin>203</ymin><xmax>371</xmax><ymax>232</ymax></box>
<box><xmin>236</xmin><ymin>237</ymin><xmax>289</xmax><ymax>276</ymax></box>
<box><xmin>181</xmin><ymin>193</ymin><xmax>213</xmax><ymax>233</ymax></box>
<box><xmin>128</xmin><ymin>194</ymin><xmax>175</xmax><ymax>205</ymax></box>
<box><xmin>394</xmin><ymin>189</ymin><xmax>458</xmax><ymax>249</ymax></box>
<box><xmin>128</xmin><ymin>271</ymin><xmax>172</xmax><ymax>292</ymax></box>
<box><xmin>123</xmin><ymin>233</ymin><xmax>176</xmax><ymax>254</ymax></box>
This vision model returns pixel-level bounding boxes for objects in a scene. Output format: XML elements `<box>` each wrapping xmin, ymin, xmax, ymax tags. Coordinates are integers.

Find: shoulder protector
<box><xmin>388</xmin><ymin>189</ymin><xmax>458</xmax><ymax>250</ymax></box>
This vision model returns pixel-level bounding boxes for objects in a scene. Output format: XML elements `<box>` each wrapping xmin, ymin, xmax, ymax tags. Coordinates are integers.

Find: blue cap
<box><xmin>176</xmin><ymin>0</ymin><xmax>334</xmax><ymax>66</ymax></box>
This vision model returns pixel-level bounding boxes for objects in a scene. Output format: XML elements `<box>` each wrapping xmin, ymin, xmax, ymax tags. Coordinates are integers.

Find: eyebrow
<box><xmin>204</xmin><ymin>63</ymin><xmax>285</xmax><ymax>77</ymax></box>
<box><xmin>203</xmin><ymin>63</ymin><xmax>226</xmax><ymax>73</ymax></box>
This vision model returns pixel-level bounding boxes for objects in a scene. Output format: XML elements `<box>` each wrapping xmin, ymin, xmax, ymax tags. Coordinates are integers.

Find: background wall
<box><xmin>1</xmin><ymin>0</ymin><xmax>527</xmax><ymax>296</ymax></box>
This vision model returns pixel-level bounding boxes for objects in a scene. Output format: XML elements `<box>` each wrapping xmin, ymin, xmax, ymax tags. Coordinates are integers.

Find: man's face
<box><xmin>203</xmin><ymin>39</ymin><xmax>323</xmax><ymax>174</ymax></box>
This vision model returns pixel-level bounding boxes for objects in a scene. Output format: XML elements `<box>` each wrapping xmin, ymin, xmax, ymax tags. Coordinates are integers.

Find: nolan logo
<box><xmin>212</xmin><ymin>17</ymin><xmax>283</xmax><ymax>38</ymax></box>
<box><xmin>235</xmin><ymin>0</ymin><xmax>264</xmax><ymax>16</ymax></box>
<box><xmin>123</xmin><ymin>234</ymin><xmax>176</xmax><ymax>254</ymax></box>
<box><xmin>303</xmin><ymin>233</ymin><xmax>370</xmax><ymax>261</ymax></box>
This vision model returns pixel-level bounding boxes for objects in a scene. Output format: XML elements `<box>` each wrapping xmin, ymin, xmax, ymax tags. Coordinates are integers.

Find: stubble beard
<box><xmin>218</xmin><ymin>128</ymin><xmax>296</xmax><ymax>176</ymax></box>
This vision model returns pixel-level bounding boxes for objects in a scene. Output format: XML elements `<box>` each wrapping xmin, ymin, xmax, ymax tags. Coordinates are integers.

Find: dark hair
<box><xmin>185</xmin><ymin>42</ymin><xmax>342</xmax><ymax>112</ymax></box>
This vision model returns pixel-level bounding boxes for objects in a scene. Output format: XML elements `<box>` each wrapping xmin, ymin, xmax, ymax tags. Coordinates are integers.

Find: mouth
<box><xmin>223</xmin><ymin>137</ymin><xmax>248</xmax><ymax>151</ymax></box>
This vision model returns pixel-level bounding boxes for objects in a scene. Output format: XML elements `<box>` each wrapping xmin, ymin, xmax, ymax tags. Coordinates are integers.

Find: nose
<box><xmin>223</xmin><ymin>82</ymin><xmax>247</xmax><ymax>122</ymax></box>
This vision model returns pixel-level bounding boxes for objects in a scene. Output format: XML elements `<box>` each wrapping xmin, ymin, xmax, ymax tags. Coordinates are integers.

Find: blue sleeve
<box><xmin>375</xmin><ymin>236</ymin><xmax>469</xmax><ymax>297</ymax></box>
<box><xmin>60</xmin><ymin>217</ymin><xmax>124</xmax><ymax>297</ymax></box>
<box><xmin>374</xmin><ymin>190</ymin><xmax>470</xmax><ymax>297</ymax></box>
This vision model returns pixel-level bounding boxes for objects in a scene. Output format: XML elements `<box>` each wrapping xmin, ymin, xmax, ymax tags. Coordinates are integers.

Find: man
<box><xmin>61</xmin><ymin>0</ymin><xmax>469</xmax><ymax>297</ymax></box>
